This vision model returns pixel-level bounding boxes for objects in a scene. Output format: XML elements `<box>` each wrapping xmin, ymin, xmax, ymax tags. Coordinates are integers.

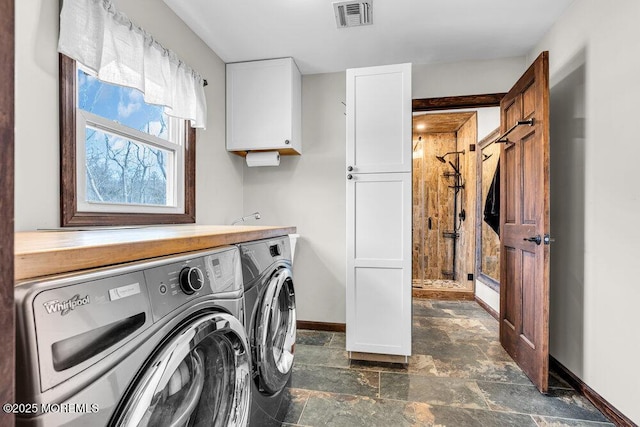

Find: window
<box><xmin>60</xmin><ymin>55</ymin><xmax>196</xmax><ymax>226</ymax></box>
<box><xmin>76</xmin><ymin>65</ymin><xmax>184</xmax><ymax>213</ymax></box>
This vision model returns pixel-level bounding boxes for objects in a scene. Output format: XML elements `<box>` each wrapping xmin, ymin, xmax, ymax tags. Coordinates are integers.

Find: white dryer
<box><xmin>14</xmin><ymin>246</ymin><xmax>251</xmax><ymax>427</ymax></box>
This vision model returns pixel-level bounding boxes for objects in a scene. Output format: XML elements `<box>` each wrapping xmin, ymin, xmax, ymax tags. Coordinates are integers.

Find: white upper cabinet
<box><xmin>346</xmin><ymin>63</ymin><xmax>412</xmax><ymax>173</ymax></box>
<box><xmin>226</xmin><ymin>58</ymin><xmax>302</xmax><ymax>154</ymax></box>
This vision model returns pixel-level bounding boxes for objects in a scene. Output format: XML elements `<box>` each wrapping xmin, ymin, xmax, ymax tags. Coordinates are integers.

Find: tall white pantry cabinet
<box><xmin>345</xmin><ymin>63</ymin><xmax>412</xmax><ymax>360</ymax></box>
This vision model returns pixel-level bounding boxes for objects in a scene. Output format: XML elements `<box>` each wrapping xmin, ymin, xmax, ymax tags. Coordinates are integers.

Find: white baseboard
<box><xmin>475</xmin><ymin>280</ymin><xmax>499</xmax><ymax>313</ymax></box>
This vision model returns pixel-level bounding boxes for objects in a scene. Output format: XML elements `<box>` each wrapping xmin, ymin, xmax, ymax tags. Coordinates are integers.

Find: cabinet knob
<box><xmin>347</xmin><ymin>174</ymin><xmax>353</xmax><ymax>180</ymax></box>
<box><xmin>284</xmin><ymin>139</ymin><xmax>290</xmax><ymax>145</ymax></box>
<box><xmin>347</xmin><ymin>166</ymin><xmax>353</xmax><ymax>171</ymax></box>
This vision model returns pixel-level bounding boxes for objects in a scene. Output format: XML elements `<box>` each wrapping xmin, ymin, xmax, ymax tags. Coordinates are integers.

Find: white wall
<box><xmin>243</xmin><ymin>60</ymin><xmax>526</xmax><ymax>323</ymax></box>
<box><xmin>243</xmin><ymin>72</ymin><xmax>347</xmax><ymax>323</ymax></box>
<box><xmin>14</xmin><ymin>0</ymin><xmax>243</xmax><ymax>230</ymax></box>
<box><xmin>14</xmin><ymin>0</ymin><xmax>60</xmax><ymax>230</ymax></box>
<box><xmin>529</xmin><ymin>0</ymin><xmax>640</xmax><ymax>423</ymax></box>
<box><xmin>413</xmin><ymin>57</ymin><xmax>526</xmax><ymax>98</ymax></box>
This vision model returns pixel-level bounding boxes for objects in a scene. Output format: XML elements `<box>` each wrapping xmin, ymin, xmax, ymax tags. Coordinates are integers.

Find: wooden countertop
<box><xmin>15</xmin><ymin>225</ymin><xmax>296</xmax><ymax>283</ymax></box>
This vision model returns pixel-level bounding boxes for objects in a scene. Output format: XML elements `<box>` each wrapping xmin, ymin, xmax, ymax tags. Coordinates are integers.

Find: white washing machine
<box><xmin>14</xmin><ymin>246</ymin><xmax>251</xmax><ymax>427</ymax></box>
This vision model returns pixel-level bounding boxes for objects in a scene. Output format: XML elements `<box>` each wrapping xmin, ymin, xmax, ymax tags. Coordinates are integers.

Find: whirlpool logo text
<box><xmin>43</xmin><ymin>294</ymin><xmax>90</xmax><ymax>316</ymax></box>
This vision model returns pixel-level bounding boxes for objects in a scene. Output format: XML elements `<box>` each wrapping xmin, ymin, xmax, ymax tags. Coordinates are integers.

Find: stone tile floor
<box><xmin>280</xmin><ymin>299</ymin><xmax>612</xmax><ymax>427</ymax></box>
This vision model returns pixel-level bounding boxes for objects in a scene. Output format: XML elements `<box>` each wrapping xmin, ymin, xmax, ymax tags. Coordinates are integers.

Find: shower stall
<box><xmin>412</xmin><ymin>112</ymin><xmax>477</xmax><ymax>293</ymax></box>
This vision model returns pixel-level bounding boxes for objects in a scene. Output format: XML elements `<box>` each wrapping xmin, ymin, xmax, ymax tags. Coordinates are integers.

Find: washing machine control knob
<box><xmin>179</xmin><ymin>266</ymin><xmax>204</xmax><ymax>295</ymax></box>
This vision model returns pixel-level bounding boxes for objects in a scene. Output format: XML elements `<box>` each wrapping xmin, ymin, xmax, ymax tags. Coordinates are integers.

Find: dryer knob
<box><xmin>179</xmin><ymin>267</ymin><xmax>204</xmax><ymax>295</ymax></box>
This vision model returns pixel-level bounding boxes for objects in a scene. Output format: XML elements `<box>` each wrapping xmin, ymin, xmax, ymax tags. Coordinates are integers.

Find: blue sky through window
<box><xmin>78</xmin><ymin>68</ymin><xmax>172</xmax><ymax>206</ymax></box>
<box><xmin>78</xmin><ymin>69</ymin><xmax>170</xmax><ymax>140</ymax></box>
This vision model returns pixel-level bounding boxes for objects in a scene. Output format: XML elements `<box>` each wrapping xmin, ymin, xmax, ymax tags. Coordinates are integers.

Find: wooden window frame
<box><xmin>0</xmin><ymin>0</ymin><xmax>14</xmax><ymax>423</ymax></box>
<box><xmin>59</xmin><ymin>54</ymin><xmax>196</xmax><ymax>227</ymax></box>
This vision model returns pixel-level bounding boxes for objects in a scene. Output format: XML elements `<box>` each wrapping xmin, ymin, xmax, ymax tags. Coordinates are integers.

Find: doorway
<box><xmin>411</xmin><ymin>51</ymin><xmax>551</xmax><ymax>393</ymax></box>
<box><xmin>411</xmin><ymin>105</ymin><xmax>501</xmax><ymax>303</ymax></box>
<box><xmin>411</xmin><ymin>112</ymin><xmax>476</xmax><ymax>298</ymax></box>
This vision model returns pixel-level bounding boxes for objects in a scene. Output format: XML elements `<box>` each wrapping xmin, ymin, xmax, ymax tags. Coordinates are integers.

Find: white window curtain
<box><xmin>58</xmin><ymin>0</ymin><xmax>207</xmax><ymax>129</ymax></box>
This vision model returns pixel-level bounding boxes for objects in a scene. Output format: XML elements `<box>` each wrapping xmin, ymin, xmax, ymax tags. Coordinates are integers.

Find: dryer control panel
<box><xmin>238</xmin><ymin>237</ymin><xmax>291</xmax><ymax>285</ymax></box>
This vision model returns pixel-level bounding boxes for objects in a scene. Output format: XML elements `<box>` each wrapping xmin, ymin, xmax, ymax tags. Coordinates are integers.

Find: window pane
<box><xmin>85</xmin><ymin>127</ymin><xmax>171</xmax><ymax>206</ymax></box>
<box><xmin>78</xmin><ymin>68</ymin><xmax>171</xmax><ymax>141</ymax></box>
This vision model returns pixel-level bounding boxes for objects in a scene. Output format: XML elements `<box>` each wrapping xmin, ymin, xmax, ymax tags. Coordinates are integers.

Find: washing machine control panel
<box><xmin>179</xmin><ymin>266</ymin><xmax>204</xmax><ymax>295</ymax></box>
<box><xmin>143</xmin><ymin>247</ymin><xmax>241</xmax><ymax>322</ymax></box>
<box><xmin>144</xmin><ymin>257</ymin><xmax>210</xmax><ymax>322</ymax></box>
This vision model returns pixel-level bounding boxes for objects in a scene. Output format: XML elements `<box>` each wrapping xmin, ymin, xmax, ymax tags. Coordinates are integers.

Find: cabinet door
<box><xmin>226</xmin><ymin>58</ymin><xmax>301</xmax><ymax>153</ymax></box>
<box><xmin>345</xmin><ymin>63</ymin><xmax>412</xmax><ymax>358</ymax></box>
<box><xmin>346</xmin><ymin>172</ymin><xmax>412</xmax><ymax>356</ymax></box>
<box><xmin>346</xmin><ymin>63</ymin><xmax>412</xmax><ymax>174</ymax></box>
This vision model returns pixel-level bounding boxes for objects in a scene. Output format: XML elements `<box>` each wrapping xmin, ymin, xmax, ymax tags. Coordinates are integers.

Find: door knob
<box><xmin>523</xmin><ymin>235</ymin><xmax>542</xmax><ymax>245</ymax></box>
<box><xmin>347</xmin><ymin>174</ymin><xmax>353</xmax><ymax>180</ymax></box>
<box><xmin>347</xmin><ymin>166</ymin><xmax>353</xmax><ymax>171</ymax></box>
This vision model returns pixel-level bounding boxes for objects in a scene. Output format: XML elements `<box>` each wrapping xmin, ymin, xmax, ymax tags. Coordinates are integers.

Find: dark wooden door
<box><xmin>499</xmin><ymin>52</ymin><xmax>550</xmax><ymax>393</ymax></box>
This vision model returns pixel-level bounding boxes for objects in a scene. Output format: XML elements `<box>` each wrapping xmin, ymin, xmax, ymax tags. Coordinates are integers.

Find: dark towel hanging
<box><xmin>483</xmin><ymin>161</ymin><xmax>500</xmax><ymax>236</ymax></box>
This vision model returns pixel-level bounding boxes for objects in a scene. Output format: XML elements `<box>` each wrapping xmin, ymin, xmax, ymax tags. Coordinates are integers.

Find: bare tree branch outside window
<box><xmin>79</xmin><ymin>68</ymin><xmax>171</xmax><ymax>206</ymax></box>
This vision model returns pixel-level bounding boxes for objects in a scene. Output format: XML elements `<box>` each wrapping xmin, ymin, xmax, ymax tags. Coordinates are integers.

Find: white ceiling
<box><xmin>163</xmin><ymin>0</ymin><xmax>573</xmax><ymax>75</ymax></box>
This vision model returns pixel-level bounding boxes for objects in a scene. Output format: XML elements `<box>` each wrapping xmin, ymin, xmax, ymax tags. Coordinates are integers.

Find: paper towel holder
<box><xmin>246</xmin><ymin>150</ymin><xmax>281</xmax><ymax>167</ymax></box>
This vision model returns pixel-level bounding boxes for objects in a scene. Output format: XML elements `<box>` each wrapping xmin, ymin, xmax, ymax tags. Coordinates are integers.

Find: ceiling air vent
<box><xmin>333</xmin><ymin>1</ymin><xmax>373</xmax><ymax>28</ymax></box>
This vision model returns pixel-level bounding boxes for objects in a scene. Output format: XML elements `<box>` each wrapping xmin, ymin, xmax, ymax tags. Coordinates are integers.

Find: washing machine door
<box><xmin>114</xmin><ymin>312</ymin><xmax>251</xmax><ymax>427</ymax></box>
<box><xmin>255</xmin><ymin>267</ymin><xmax>296</xmax><ymax>395</ymax></box>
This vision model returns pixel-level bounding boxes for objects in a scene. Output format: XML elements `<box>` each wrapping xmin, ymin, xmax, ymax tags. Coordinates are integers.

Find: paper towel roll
<box><xmin>246</xmin><ymin>151</ymin><xmax>281</xmax><ymax>167</ymax></box>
